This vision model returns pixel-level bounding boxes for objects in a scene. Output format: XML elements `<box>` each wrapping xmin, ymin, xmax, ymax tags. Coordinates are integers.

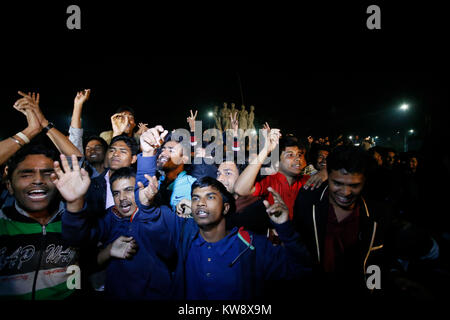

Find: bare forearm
<box><xmin>46</xmin><ymin>127</ymin><xmax>83</xmax><ymax>157</ymax></box>
<box><xmin>234</xmin><ymin>148</ymin><xmax>268</xmax><ymax>196</ymax></box>
<box><xmin>0</xmin><ymin>126</ymin><xmax>41</xmax><ymax>165</ymax></box>
<box><xmin>70</xmin><ymin>105</ymin><xmax>83</xmax><ymax>129</ymax></box>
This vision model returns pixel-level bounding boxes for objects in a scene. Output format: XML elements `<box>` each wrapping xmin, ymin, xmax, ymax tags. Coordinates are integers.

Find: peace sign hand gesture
<box><xmin>230</xmin><ymin>112</ymin><xmax>239</xmax><ymax>136</ymax></box>
<box><xmin>187</xmin><ymin>109</ymin><xmax>198</xmax><ymax>132</ymax></box>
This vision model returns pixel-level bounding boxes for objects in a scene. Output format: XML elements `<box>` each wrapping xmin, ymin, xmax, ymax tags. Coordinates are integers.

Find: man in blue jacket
<box><xmin>137</xmin><ymin>127</ymin><xmax>312</xmax><ymax>299</ymax></box>
<box><xmin>56</xmin><ymin>155</ymin><xmax>176</xmax><ymax>300</ymax></box>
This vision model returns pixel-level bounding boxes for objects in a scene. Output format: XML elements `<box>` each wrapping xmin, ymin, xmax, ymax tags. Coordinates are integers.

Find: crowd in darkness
<box><xmin>0</xmin><ymin>89</ymin><xmax>449</xmax><ymax>303</ymax></box>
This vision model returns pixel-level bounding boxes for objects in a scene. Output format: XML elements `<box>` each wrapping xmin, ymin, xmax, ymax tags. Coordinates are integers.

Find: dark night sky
<box><xmin>1</xmin><ymin>55</ymin><xmax>445</xmax><ymax>152</ymax></box>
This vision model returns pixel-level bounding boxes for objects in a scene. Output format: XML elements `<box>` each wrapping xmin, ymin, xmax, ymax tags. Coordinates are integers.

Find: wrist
<box><xmin>143</xmin><ymin>150</ymin><xmax>157</xmax><ymax>157</ymax></box>
<box><xmin>41</xmin><ymin>119</ymin><xmax>49</xmax><ymax>128</ymax></box>
<box><xmin>66</xmin><ymin>197</ymin><xmax>84</xmax><ymax>212</ymax></box>
<box><xmin>22</xmin><ymin>126</ymin><xmax>40</xmax><ymax>139</ymax></box>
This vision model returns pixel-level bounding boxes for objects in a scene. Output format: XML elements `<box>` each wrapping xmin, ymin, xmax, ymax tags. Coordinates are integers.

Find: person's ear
<box><xmin>131</xmin><ymin>155</ymin><xmax>137</xmax><ymax>164</ymax></box>
<box><xmin>223</xmin><ymin>203</ymin><xmax>230</xmax><ymax>216</ymax></box>
<box><xmin>6</xmin><ymin>180</ymin><xmax>14</xmax><ymax>196</ymax></box>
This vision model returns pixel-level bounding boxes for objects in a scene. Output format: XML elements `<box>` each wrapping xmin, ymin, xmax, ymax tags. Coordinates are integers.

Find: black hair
<box><xmin>191</xmin><ymin>176</ymin><xmax>236</xmax><ymax>214</ymax></box>
<box><xmin>109</xmin><ymin>166</ymin><xmax>136</xmax><ymax>191</ymax></box>
<box><xmin>218</xmin><ymin>156</ymin><xmax>248</xmax><ymax>175</ymax></box>
<box><xmin>6</xmin><ymin>143</ymin><xmax>59</xmax><ymax>180</ymax></box>
<box><xmin>279</xmin><ymin>135</ymin><xmax>306</xmax><ymax>154</ymax></box>
<box><xmin>308</xmin><ymin>143</ymin><xmax>331</xmax><ymax>166</ymax></box>
<box><xmin>109</xmin><ymin>134</ymin><xmax>139</xmax><ymax>156</ymax></box>
<box><xmin>84</xmin><ymin>135</ymin><xmax>108</xmax><ymax>153</ymax></box>
<box><xmin>114</xmin><ymin>105</ymin><xmax>136</xmax><ymax>119</ymax></box>
<box><xmin>326</xmin><ymin>145</ymin><xmax>371</xmax><ymax>176</ymax></box>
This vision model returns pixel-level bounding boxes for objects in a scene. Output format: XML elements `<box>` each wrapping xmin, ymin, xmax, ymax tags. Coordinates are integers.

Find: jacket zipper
<box><xmin>31</xmin><ymin>224</ymin><xmax>47</xmax><ymax>300</ymax></box>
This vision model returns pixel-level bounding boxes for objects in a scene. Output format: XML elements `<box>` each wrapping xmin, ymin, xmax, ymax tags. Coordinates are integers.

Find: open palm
<box><xmin>52</xmin><ymin>154</ymin><xmax>91</xmax><ymax>203</ymax></box>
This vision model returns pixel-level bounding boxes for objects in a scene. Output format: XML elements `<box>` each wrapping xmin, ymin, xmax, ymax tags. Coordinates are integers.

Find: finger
<box><xmin>194</xmin><ymin>110</ymin><xmax>198</xmax><ymax>118</ymax></box>
<box><xmin>53</xmin><ymin>161</ymin><xmax>64</xmax><ymax>179</ymax></box>
<box><xmin>190</xmin><ymin>110</ymin><xmax>193</xmax><ymax>118</ymax></box>
<box><xmin>50</xmin><ymin>172</ymin><xmax>59</xmax><ymax>185</ymax></box>
<box><xmin>267</xmin><ymin>187</ymin><xmax>283</xmax><ymax>202</ymax></box>
<box><xmin>263</xmin><ymin>200</ymin><xmax>270</xmax><ymax>209</ymax></box>
<box><xmin>18</xmin><ymin>91</ymin><xmax>29</xmax><ymax>98</ymax></box>
<box><xmin>71</xmin><ymin>155</ymin><xmax>80</xmax><ymax>172</ymax></box>
<box><xmin>137</xmin><ymin>181</ymin><xmax>145</xmax><ymax>190</ymax></box>
<box><xmin>59</xmin><ymin>154</ymin><xmax>71</xmax><ymax>173</ymax></box>
<box><xmin>160</xmin><ymin>130</ymin><xmax>168</xmax><ymax>141</ymax></box>
<box><xmin>154</xmin><ymin>125</ymin><xmax>164</xmax><ymax>133</ymax></box>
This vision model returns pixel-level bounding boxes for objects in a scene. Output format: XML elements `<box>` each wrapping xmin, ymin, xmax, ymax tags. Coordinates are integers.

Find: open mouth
<box><xmin>119</xmin><ymin>201</ymin><xmax>133</xmax><ymax>213</ymax></box>
<box><xmin>336</xmin><ymin>195</ymin><xmax>352</xmax><ymax>205</ymax></box>
<box><xmin>195</xmin><ymin>209</ymin><xmax>209</xmax><ymax>218</ymax></box>
<box><xmin>27</xmin><ymin>189</ymin><xmax>48</xmax><ymax>201</ymax></box>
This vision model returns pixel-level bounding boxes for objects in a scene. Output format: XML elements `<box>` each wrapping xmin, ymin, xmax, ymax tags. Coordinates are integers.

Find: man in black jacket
<box><xmin>293</xmin><ymin>145</ymin><xmax>391</xmax><ymax>301</ymax></box>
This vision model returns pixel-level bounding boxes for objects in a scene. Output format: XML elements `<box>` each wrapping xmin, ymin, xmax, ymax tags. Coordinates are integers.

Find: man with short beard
<box><xmin>59</xmin><ymin>164</ymin><xmax>176</xmax><ymax>300</ymax></box>
<box><xmin>139</xmin><ymin>127</ymin><xmax>196</xmax><ymax>211</ymax></box>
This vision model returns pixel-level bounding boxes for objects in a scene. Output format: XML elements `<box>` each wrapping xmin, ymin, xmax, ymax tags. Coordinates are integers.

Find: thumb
<box><xmin>137</xmin><ymin>181</ymin><xmax>145</xmax><ymax>189</ymax></box>
<box><xmin>263</xmin><ymin>200</ymin><xmax>270</xmax><ymax>209</ymax></box>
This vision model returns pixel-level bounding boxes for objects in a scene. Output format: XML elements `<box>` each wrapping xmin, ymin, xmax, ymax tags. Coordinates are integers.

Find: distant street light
<box><xmin>400</xmin><ymin>104</ymin><xmax>409</xmax><ymax>111</ymax></box>
<box><xmin>409</xmin><ymin>129</ymin><xmax>414</xmax><ymax>134</ymax></box>
<box><xmin>208</xmin><ymin>112</ymin><xmax>213</xmax><ymax>117</ymax></box>
<box><xmin>348</xmin><ymin>135</ymin><xmax>353</xmax><ymax>140</ymax></box>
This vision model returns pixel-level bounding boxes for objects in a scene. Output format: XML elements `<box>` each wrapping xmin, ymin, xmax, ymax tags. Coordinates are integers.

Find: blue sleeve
<box><xmin>257</xmin><ymin>221</ymin><xmax>312</xmax><ymax>281</ymax></box>
<box><xmin>61</xmin><ymin>202</ymin><xmax>107</xmax><ymax>246</ymax></box>
<box><xmin>138</xmin><ymin>202</ymin><xmax>191</xmax><ymax>247</ymax></box>
<box><xmin>136</xmin><ymin>153</ymin><xmax>157</xmax><ymax>185</ymax></box>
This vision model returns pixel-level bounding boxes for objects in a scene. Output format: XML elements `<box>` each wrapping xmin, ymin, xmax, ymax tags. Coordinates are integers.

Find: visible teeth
<box><xmin>29</xmin><ymin>190</ymin><xmax>45</xmax><ymax>194</ymax></box>
<box><xmin>197</xmin><ymin>210</ymin><xmax>208</xmax><ymax>216</ymax></box>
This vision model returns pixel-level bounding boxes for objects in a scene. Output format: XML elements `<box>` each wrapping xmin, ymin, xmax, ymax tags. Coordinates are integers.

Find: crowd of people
<box><xmin>0</xmin><ymin>89</ymin><xmax>448</xmax><ymax>302</ymax></box>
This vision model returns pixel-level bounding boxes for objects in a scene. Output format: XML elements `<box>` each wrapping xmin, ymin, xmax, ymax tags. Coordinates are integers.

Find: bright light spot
<box><xmin>400</xmin><ymin>104</ymin><xmax>409</xmax><ymax>111</ymax></box>
<box><xmin>208</xmin><ymin>112</ymin><xmax>213</xmax><ymax>117</ymax></box>
<box><xmin>375</xmin><ymin>136</ymin><xmax>379</xmax><ymax>139</ymax></box>
<box><xmin>348</xmin><ymin>135</ymin><xmax>353</xmax><ymax>139</ymax></box>
<box><xmin>409</xmin><ymin>129</ymin><xmax>414</xmax><ymax>134</ymax></box>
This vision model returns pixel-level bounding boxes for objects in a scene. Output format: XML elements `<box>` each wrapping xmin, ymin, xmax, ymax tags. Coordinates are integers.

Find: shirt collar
<box><xmin>15</xmin><ymin>200</ymin><xmax>65</xmax><ymax>224</ymax></box>
<box><xmin>193</xmin><ymin>227</ymin><xmax>239</xmax><ymax>256</ymax></box>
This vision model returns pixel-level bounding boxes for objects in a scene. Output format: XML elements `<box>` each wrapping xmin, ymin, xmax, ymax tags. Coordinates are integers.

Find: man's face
<box><xmin>386</xmin><ymin>151</ymin><xmax>396</xmax><ymax>167</ymax></box>
<box><xmin>111</xmin><ymin>177</ymin><xmax>137</xmax><ymax>217</ymax></box>
<box><xmin>107</xmin><ymin>140</ymin><xmax>137</xmax><ymax>172</ymax></box>
<box><xmin>7</xmin><ymin>154</ymin><xmax>58</xmax><ymax>213</ymax></box>
<box><xmin>279</xmin><ymin>146</ymin><xmax>306</xmax><ymax>177</ymax></box>
<box><xmin>122</xmin><ymin>111</ymin><xmax>136</xmax><ymax>135</ymax></box>
<box><xmin>217</xmin><ymin>161</ymin><xmax>239</xmax><ymax>194</ymax></box>
<box><xmin>373</xmin><ymin>151</ymin><xmax>383</xmax><ymax>166</ymax></box>
<box><xmin>157</xmin><ymin>141</ymin><xmax>185</xmax><ymax>171</ymax></box>
<box><xmin>328</xmin><ymin>169</ymin><xmax>365</xmax><ymax>210</ymax></box>
<box><xmin>85</xmin><ymin>140</ymin><xmax>105</xmax><ymax>165</ymax></box>
<box><xmin>191</xmin><ymin>185</ymin><xmax>229</xmax><ymax>229</ymax></box>
<box><xmin>409</xmin><ymin>157</ymin><xmax>418</xmax><ymax>172</ymax></box>
<box><xmin>316</xmin><ymin>150</ymin><xmax>329</xmax><ymax>171</ymax></box>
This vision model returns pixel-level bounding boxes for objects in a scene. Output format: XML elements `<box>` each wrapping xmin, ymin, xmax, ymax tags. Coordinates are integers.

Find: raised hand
<box><xmin>17</xmin><ymin>91</ymin><xmax>48</xmax><ymax>126</ymax></box>
<box><xmin>140</xmin><ymin>125</ymin><xmax>169</xmax><ymax>156</ymax></box>
<box><xmin>263</xmin><ymin>187</ymin><xmax>289</xmax><ymax>224</ymax></box>
<box><xmin>176</xmin><ymin>199</ymin><xmax>192</xmax><ymax>218</ymax></box>
<box><xmin>137</xmin><ymin>174</ymin><xmax>159</xmax><ymax>206</ymax></box>
<box><xmin>111</xmin><ymin>113</ymin><xmax>129</xmax><ymax>136</ymax></box>
<box><xmin>230</xmin><ymin>112</ymin><xmax>239</xmax><ymax>136</ymax></box>
<box><xmin>261</xmin><ymin>123</ymin><xmax>281</xmax><ymax>154</ymax></box>
<box><xmin>51</xmin><ymin>154</ymin><xmax>90</xmax><ymax>204</ymax></box>
<box><xmin>187</xmin><ymin>109</ymin><xmax>198</xmax><ymax>132</ymax></box>
<box><xmin>136</xmin><ymin>122</ymin><xmax>149</xmax><ymax>136</ymax></box>
<box><xmin>74</xmin><ymin>89</ymin><xmax>91</xmax><ymax>107</ymax></box>
<box><xmin>110</xmin><ymin>236</ymin><xmax>138</xmax><ymax>259</ymax></box>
